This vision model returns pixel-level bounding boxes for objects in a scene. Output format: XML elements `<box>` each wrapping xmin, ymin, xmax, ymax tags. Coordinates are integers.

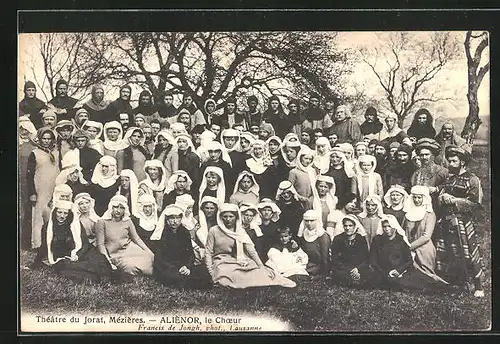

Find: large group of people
<box><xmin>19</xmin><ymin>80</ymin><xmax>486</xmax><ymax>297</ymax></box>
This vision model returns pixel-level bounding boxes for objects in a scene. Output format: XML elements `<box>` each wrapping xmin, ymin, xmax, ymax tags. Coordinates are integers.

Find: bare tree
<box><xmin>461</xmin><ymin>31</ymin><xmax>490</xmax><ymax>144</ymax></box>
<box><xmin>360</xmin><ymin>32</ymin><xmax>460</xmax><ymax>127</ymax></box>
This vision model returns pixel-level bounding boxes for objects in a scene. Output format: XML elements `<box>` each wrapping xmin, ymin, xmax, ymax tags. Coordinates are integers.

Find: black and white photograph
<box><xmin>17</xmin><ymin>21</ymin><xmax>491</xmax><ymax>332</ymax></box>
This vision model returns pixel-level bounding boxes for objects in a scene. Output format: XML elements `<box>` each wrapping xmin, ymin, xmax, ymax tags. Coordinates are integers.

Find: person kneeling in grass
<box><xmin>265</xmin><ymin>227</ymin><xmax>309</xmax><ymax>283</ymax></box>
<box><xmin>150</xmin><ymin>204</ymin><xmax>212</xmax><ymax>289</ymax></box>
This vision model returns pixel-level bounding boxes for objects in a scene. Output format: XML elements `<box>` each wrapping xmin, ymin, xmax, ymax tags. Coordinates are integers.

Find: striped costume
<box><xmin>435</xmin><ymin>171</ymin><xmax>485</xmax><ymax>286</ymax></box>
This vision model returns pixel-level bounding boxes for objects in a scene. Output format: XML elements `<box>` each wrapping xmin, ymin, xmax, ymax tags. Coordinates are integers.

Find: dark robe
<box><xmin>360</xmin><ymin>120</ymin><xmax>383</xmax><ymax>136</ymax></box>
<box><xmin>330</xmin><ymin>232</ymin><xmax>371</xmax><ymax>285</ymax></box>
<box><xmin>325</xmin><ymin>166</ymin><xmax>355</xmax><ymax>209</ymax></box>
<box><xmin>19</xmin><ymin>97</ymin><xmax>47</xmax><ymax>128</ymax></box>
<box><xmin>383</xmin><ymin>207</ymin><xmax>406</xmax><ymax>226</ymax></box>
<box><xmin>244</xmin><ymin>227</ymin><xmax>266</xmax><ymax>263</ymax></box>
<box><xmin>245</xmin><ymin>110</ymin><xmax>263</xmax><ymax>129</ymax></box>
<box><xmin>262</xmin><ymin>110</ymin><xmax>293</xmax><ymax>139</ymax></box>
<box><xmin>152</xmin><ymin>225</ymin><xmax>211</xmax><ymax>288</ymax></box>
<box><xmin>82</xmin><ymin>103</ymin><xmax>108</xmax><ymax>123</ymax></box>
<box><xmin>374</xmin><ymin>155</ymin><xmax>390</xmax><ymax>176</ymax></box>
<box><xmin>78</xmin><ymin>147</ymin><xmax>103</xmax><ymax>182</ymax></box>
<box><xmin>130</xmin><ymin>215</ymin><xmax>155</xmax><ymax>251</ymax></box>
<box><xmin>383</xmin><ymin>161</ymin><xmax>416</xmax><ymax>193</ymax></box>
<box><xmin>66</xmin><ymin>180</ymin><xmax>90</xmax><ymax>201</ymax></box>
<box><xmin>277</xmin><ymin>199</ymin><xmax>305</xmax><ymax>239</ymax></box>
<box><xmin>156</xmin><ymin>104</ymin><xmax>178</xmax><ymax>119</ymax></box>
<box><xmin>48</xmin><ymin>96</ymin><xmax>79</xmax><ymax>122</ymax></box>
<box><xmin>407</xmin><ymin>123</ymin><xmax>437</xmax><ymax>141</ymax></box>
<box><xmin>178</xmin><ymin>148</ymin><xmax>201</xmax><ymax>190</ymax></box>
<box><xmin>244</xmin><ymin>163</ymin><xmax>279</xmax><ymax>200</ymax></box>
<box><xmin>200</xmin><ymin>159</ymin><xmax>233</xmax><ymax>199</ymax></box>
<box><xmin>89</xmin><ymin>180</ymin><xmax>120</xmax><ymax>216</ymax></box>
<box><xmin>211</xmin><ymin>112</ymin><xmax>246</xmax><ymax>129</ymax></box>
<box><xmin>260</xmin><ymin>221</ymin><xmax>281</xmax><ymax>258</ymax></box>
<box><xmin>229</xmin><ymin>151</ymin><xmax>247</xmax><ymax>176</ymax></box>
<box><xmin>162</xmin><ymin>191</ymin><xmax>189</xmax><ymax>211</ymax></box>
<box><xmin>104</xmin><ymin>98</ymin><xmax>133</xmax><ymax>124</ymax></box>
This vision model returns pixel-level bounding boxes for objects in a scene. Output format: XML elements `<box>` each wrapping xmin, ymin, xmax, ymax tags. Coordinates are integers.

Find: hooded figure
<box><xmin>274</xmin><ymin>180</ymin><xmax>305</xmax><ymax>239</ymax></box>
<box><xmin>360</xmin><ymin>106</ymin><xmax>383</xmax><ymax>139</ymax></box>
<box><xmin>47</xmin><ymin>79</ymin><xmax>79</xmax><ymax>122</ymax></box>
<box><xmin>383</xmin><ymin>144</ymin><xmax>415</xmax><ymax>192</ymax></box>
<box><xmin>352</xmin><ymin>154</ymin><xmax>384</xmax><ymax>204</ymax></box>
<box><xmin>312</xmin><ymin>137</ymin><xmax>332</xmax><ymax>174</ymax></box>
<box><xmin>133</xmin><ymin>90</ymin><xmax>159</xmax><ymax>119</ymax></box>
<box><xmin>383</xmin><ymin>184</ymin><xmax>409</xmax><ymax>224</ymax></box>
<box><xmin>116</xmin><ymin>127</ymin><xmax>150</xmax><ymax>181</ymax></box>
<box><xmin>104</xmin><ymin>84</ymin><xmax>133</xmax><ymax>124</ymax></box>
<box><xmin>297</xmin><ymin>210</ymin><xmax>331</xmax><ymax>275</ymax></box>
<box><xmin>74</xmin><ymin>192</ymin><xmax>101</xmax><ymax>246</ymax></box>
<box><xmin>434</xmin><ymin>120</ymin><xmax>466</xmax><ymax>168</ymax></box>
<box><xmin>229</xmin><ymin>170</ymin><xmax>260</xmax><ymax>207</ymax></box>
<box><xmin>203</xmin><ymin>97</ymin><xmax>217</xmax><ymax>125</ymax></box>
<box><xmin>89</xmin><ymin>155</ymin><xmax>120</xmax><ymax>216</ymax></box>
<box><xmin>116</xmin><ymin>169</ymin><xmax>140</xmax><ymax>216</ymax></box>
<box><xmin>176</xmin><ymin>93</ymin><xmax>207</xmax><ymax>128</ymax></box>
<box><xmin>103</xmin><ymin>121</ymin><xmax>128</xmax><ymax>157</ymax></box>
<box><xmin>130</xmin><ymin>194</ymin><xmax>158</xmax><ymax>247</ymax></box>
<box><xmin>379</xmin><ymin>112</ymin><xmax>412</xmax><ymax>146</ymax></box>
<box><xmin>64</xmin><ymin>129</ymin><xmax>103</xmax><ymax>182</ymax></box>
<box><xmin>407</xmin><ymin>108</ymin><xmax>437</xmax><ymax>141</ymax></box>
<box><xmin>82</xmin><ymin>84</ymin><xmax>109</xmax><ymax>123</ymax></box>
<box><xmin>19</xmin><ymin>81</ymin><xmax>47</xmax><ymax>128</ymax></box>
<box><xmin>244</xmin><ymin>139</ymin><xmax>278</xmax><ymax>199</ymax></box>
<box><xmin>138</xmin><ymin>159</ymin><xmax>168</xmax><ymax>212</ymax></box>
<box><xmin>83</xmin><ymin>120</ymin><xmax>104</xmax><ymax>155</ymax></box>
<box><xmin>262</xmin><ymin>95</ymin><xmax>292</xmax><ymax>138</ymax></box>
<box><xmin>357</xmin><ymin>194</ymin><xmax>385</xmax><ymax>248</ymax></box>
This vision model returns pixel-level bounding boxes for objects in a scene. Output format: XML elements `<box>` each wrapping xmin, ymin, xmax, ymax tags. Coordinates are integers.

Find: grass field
<box><xmin>19</xmin><ymin>145</ymin><xmax>491</xmax><ymax>332</ymax></box>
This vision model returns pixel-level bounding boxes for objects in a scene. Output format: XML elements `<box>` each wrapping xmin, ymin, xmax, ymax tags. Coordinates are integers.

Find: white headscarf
<box><xmin>281</xmin><ymin>140</ymin><xmax>301</xmax><ymax>168</ymax></box>
<box><xmin>358</xmin><ymin>194</ymin><xmax>384</xmax><ymax>219</ymax></box>
<box><xmin>329</xmin><ymin>146</ymin><xmax>356</xmax><ymax>178</ymax></box>
<box><xmin>91</xmin><ymin>156</ymin><xmax>119</xmax><ymax>188</ymax></box>
<box><xmin>297</xmin><ymin>210</ymin><xmax>326</xmax><ymax>243</ymax></box>
<box><xmin>404</xmin><ymin>185</ymin><xmax>433</xmax><ymax>222</ymax></box>
<box><xmin>155</xmin><ymin>129</ymin><xmax>176</xmax><ymax>146</ymax></box>
<box><xmin>46</xmin><ymin>200</ymin><xmax>82</xmax><ymax>265</ymax></box>
<box><xmin>74</xmin><ymin>192</ymin><xmax>100</xmax><ymax>223</ymax></box>
<box><xmin>295</xmin><ymin>146</ymin><xmax>317</xmax><ymax>195</ymax></box>
<box><xmin>175</xmin><ymin>194</ymin><xmax>197</xmax><ymax>231</ymax></box>
<box><xmin>257</xmin><ymin>198</ymin><xmax>282</xmax><ymax>223</ymax></box>
<box><xmin>239</xmin><ymin>203</ymin><xmax>263</xmax><ymax>237</ymax></box>
<box><xmin>246</xmin><ymin>139</ymin><xmax>273</xmax><ymax>174</ymax></box>
<box><xmin>376</xmin><ymin>214</ymin><xmax>412</xmax><ymax>248</ymax></box>
<box><xmin>195</xmin><ymin>130</ymin><xmax>217</xmax><ymax>163</ymax></box>
<box><xmin>19</xmin><ymin>117</ymin><xmax>37</xmax><ymax>143</ymax></box>
<box><xmin>117</xmin><ymin>169</ymin><xmax>139</xmax><ymax>215</ymax></box>
<box><xmin>239</xmin><ymin>131</ymin><xmax>257</xmax><ymax>153</ymax></box>
<box><xmin>150</xmin><ymin>204</ymin><xmax>185</xmax><ymax>241</ymax></box>
<box><xmin>100</xmin><ymin>194</ymin><xmax>131</xmax><ymax>221</ymax></box>
<box><xmin>217</xmin><ymin>203</ymin><xmax>254</xmax><ymax>262</ymax></box>
<box><xmin>103</xmin><ymin>121</ymin><xmax>128</xmax><ymax>151</ymax></box>
<box><xmin>312</xmin><ymin>175</ymin><xmax>338</xmax><ymax>227</ymax></box>
<box><xmin>164</xmin><ymin>170</ymin><xmax>193</xmax><ymax>194</ymax></box>
<box><xmin>379</xmin><ymin>112</ymin><xmax>403</xmax><ymax>141</ymax></box>
<box><xmin>275</xmin><ymin>180</ymin><xmax>301</xmax><ymax>202</ymax></box>
<box><xmin>55</xmin><ymin>163</ymin><xmax>89</xmax><ymax>186</ymax></box>
<box><xmin>135</xmin><ymin>194</ymin><xmax>158</xmax><ymax>232</ymax></box>
<box><xmin>175</xmin><ymin>133</ymin><xmax>199</xmax><ymax>156</ymax></box>
<box><xmin>266</xmin><ymin>135</ymin><xmax>283</xmax><ymax>157</ymax></box>
<box><xmin>139</xmin><ymin>159</ymin><xmax>167</xmax><ymax>192</ymax></box>
<box><xmin>83</xmin><ymin>120</ymin><xmax>104</xmax><ymax>154</ymax></box>
<box><xmin>170</xmin><ymin>122</ymin><xmax>189</xmax><ymax>137</ymax></box>
<box><xmin>356</xmin><ymin>154</ymin><xmax>378</xmax><ymax>198</ymax></box>
<box><xmin>198</xmin><ymin>166</ymin><xmax>226</xmax><ymax>212</ymax></box>
<box><xmin>384</xmin><ymin>185</ymin><xmax>409</xmax><ymax>211</ymax></box>
<box><xmin>197</xmin><ymin>196</ymin><xmax>220</xmax><ymax>246</ymax></box>
<box><xmin>123</xmin><ymin>127</ymin><xmax>146</xmax><ymax>147</ymax></box>
<box><xmin>220</xmin><ymin>128</ymin><xmax>241</xmax><ymax>153</ymax></box>
<box><xmin>233</xmin><ymin>170</ymin><xmax>260</xmax><ymax>197</ymax></box>
<box><xmin>204</xmin><ymin>140</ymin><xmax>232</xmax><ymax>166</ymax></box>
<box><xmin>340</xmin><ymin>214</ymin><xmax>367</xmax><ymax>237</ymax></box>
<box><xmin>313</xmin><ymin>137</ymin><xmax>332</xmax><ymax>174</ymax></box>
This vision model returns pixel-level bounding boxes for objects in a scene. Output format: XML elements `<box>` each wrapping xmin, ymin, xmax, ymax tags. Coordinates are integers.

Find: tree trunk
<box><xmin>461</xmin><ymin>87</ymin><xmax>482</xmax><ymax>144</ymax></box>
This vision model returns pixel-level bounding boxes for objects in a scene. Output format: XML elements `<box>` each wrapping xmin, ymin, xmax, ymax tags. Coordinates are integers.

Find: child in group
<box><xmin>352</xmin><ymin>154</ymin><xmax>384</xmax><ymax>205</ymax></box>
<box><xmin>229</xmin><ymin>170</ymin><xmax>260</xmax><ymax>207</ymax></box>
<box><xmin>266</xmin><ymin>227</ymin><xmax>309</xmax><ymax>282</ymax></box>
<box><xmin>288</xmin><ymin>147</ymin><xmax>317</xmax><ymax>202</ymax></box>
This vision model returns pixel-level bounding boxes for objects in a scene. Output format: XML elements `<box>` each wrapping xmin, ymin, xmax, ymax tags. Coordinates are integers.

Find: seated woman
<box><xmin>130</xmin><ymin>194</ymin><xmax>158</xmax><ymax>251</ymax></box>
<box><xmin>138</xmin><ymin>159</ymin><xmax>167</xmax><ymax>213</ymax></box>
<box><xmin>116</xmin><ymin>169</ymin><xmax>139</xmax><ymax>215</ymax></box>
<box><xmin>275</xmin><ymin>180</ymin><xmax>305</xmax><ymax>239</ymax></box>
<box><xmin>41</xmin><ymin>184</ymin><xmax>74</xmax><ymax>226</ymax></box>
<box><xmin>195</xmin><ymin>196</ymin><xmax>220</xmax><ymax>251</ymax></box>
<box><xmin>330</xmin><ymin>214</ymin><xmax>370</xmax><ymax>287</ymax></box>
<box><xmin>266</xmin><ymin>227</ymin><xmax>309</xmax><ymax>282</ymax></box>
<box><xmin>174</xmin><ymin>194</ymin><xmax>205</xmax><ymax>265</ymax></box>
<box><xmin>297</xmin><ymin>210</ymin><xmax>331</xmax><ymax>276</ymax></box>
<box><xmin>306</xmin><ymin>175</ymin><xmax>339</xmax><ymax>228</ymax></box>
<box><xmin>383</xmin><ymin>185</ymin><xmax>408</xmax><ymax>225</ymax></box>
<box><xmin>204</xmin><ymin>203</ymin><xmax>296</xmax><ymax>289</ymax></box>
<box><xmin>240</xmin><ymin>203</ymin><xmax>265</xmax><ymax>262</ymax></box>
<box><xmin>90</xmin><ymin>156</ymin><xmax>120</xmax><ymax>216</ymax></box>
<box><xmin>150</xmin><ymin>204</ymin><xmax>212</xmax><ymax>289</ymax></box>
<box><xmin>55</xmin><ymin>163</ymin><xmax>90</xmax><ymax>200</ymax></box>
<box><xmin>402</xmin><ymin>186</ymin><xmax>449</xmax><ymax>286</ymax></box>
<box><xmin>357</xmin><ymin>195</ymin><xmax>384</xmax><ymax>249</ymax></box>
<box><xmin>257</xmin><ymin>198</ymin><xmax>282</xmax><ymax>256</ymax></box>
<box><xmin>162</xmin><ymin>170</ymin><xmax>193</xmax><ymax>210</ymax></box>
<box><xmin>95</xmin><ymin>195</ymin><xmax>154</xmax><ymax>276</ymax></box>
<box><xmin>229</xmin><ymin>170</ymin><xmax>260</xmax><ymax>207</ymax></box>
<box><xmin>74</xmin><ymin>192</ymin><xmax>100</xmax><ymax>246</ymax></box>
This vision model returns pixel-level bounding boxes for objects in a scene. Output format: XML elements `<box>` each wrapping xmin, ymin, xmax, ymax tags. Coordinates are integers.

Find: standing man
<box><xmin>19</xmin><ymin>81</ymin><xmax>47</xmax><ymax>128</ymax></box>
<box><xmin>360</xmin><ymin>106</ymin><xmax>383</xmax><ymax>140</ymax></box>
<box><xmin>434</xmin><ymin>121</ymin><xmax>466</xmax><ymax>168</ymax></box>
<box><xmin>301</xmin><ymin>92</ymin><xmax>334</xmax><ymax>131</ymax></box>
<box><xmin>328</xmin><ymin>105</ymin><xmax>362</xmax><ymax>144</ymax></box>
<box><xmin>48</xmin><ymin>79</ymin><xmax>79</xmax><ymax>122</ymax></box>
<box><xmin>410</xmin><ymin>138</ymin><xmax>448</xmax><ymax>188</ymax></box>
<box><xmin>245</xmin><ymin>95</ymin><xmax>263</xmax><ymax>129</ymax></box>
<box><xmin>82</xmin><ymin>84</ymin><xmax>109</xmax><ymax>123</ymax></box>
<box><xmin>156</xmin><ymin>90</ymin><xmax>178</xmax><ymax>120</ymax></box>
<box><xmin>105</xmin><ymin>84</ymin><xmax>133</xmax><ymax>124</ymax></box>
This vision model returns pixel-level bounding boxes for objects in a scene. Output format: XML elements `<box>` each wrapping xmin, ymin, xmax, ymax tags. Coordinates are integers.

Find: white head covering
<box><xmin>175</xmin><ymin>194</ymin><xmax>197</xmax><ymax>231</ymax></box>
<box><xmin>19</xmin><ymin>117</ymin><xmax>37</xmax><ymax>143</ymax></box>
<box><xmin>376</xmin><ymin>214</ymin><xmax>412</xmax><ymax>248</ymax></box>
<box><xmin>51</xmin><ymin>184</ymin><xmax>73</xmax><ymax>206</ymax></box>
<box><xmin>175</xmin><ymin>133</ymin><xmax>198</xmax><ymax>155</ymax></box>
<box><xmin>340</xmin><ymin>214</ymin><xmax>367</xmax><ymax>237</ymax></box>
<box><xmin>295</xmin><ymin>146</ymin><xmax>317</xmax><ymax>196</ymax></box>
<box><xmin>198</xmin><ymin>166</ymin><xmax>226</xmax><ymax>212</ymax></box>
<box><xmin>164</xmin><ymin>170</ymin><xmax>193</xmax><ymax>194</ymax></box>
<box><xmin>117</xmin><ymin>169</ymin><xmax>139</xmax><ymax>215</ymax></box>
<box><xmin>74</xmin><ymin>192</ymin><xmax>100</xmax><ymax>223</ymax></box>
<box><xmin>358</xmin><ymin>194</ymin><xmax>384</xmax><ymax>219</ymax></box>
<box><xmin>312</xmin><ymin>175</ymin><xmax>338</xmax><ymax>227</ymax></box>
<box><xmin>257</xmin><ymin>198</ymin><xmax>282</xmax><ymax>223</ymax></box>
<box><xmin>356</xmin><ymin>154</ymin><xmax>378</xmax><ymax>198</ymax></box>
<box><xmin>155</xmin><ymin>129</ymin><xmax>176</xmax><ymax>146</ymax></box>
<box><xmin>83</xmin><ymin>120</ymin><xmax>103</xmax><ymax>139</ymax></box>
<box><xmin>330</xmin><ymin>146</ymin><xmax>356</xmax><ymax>178</ymax></box>
<box><xmin>239</xmin><ymin>131</ymin><xmax>257</xmax><ymax>153</ymax></box>
<box><xmin>123</xmin><ymin>127</ymin><xmax>146</xmax><ymax>147</ymax></box>
<box><xmin>298</xmin><ymin>210</ymin><xmax>326</xmax><ymax>243</ymax></box>
<box><xmin>135</xmin><ymin>194</ymin><xmax>158</xmax><ymax>232</ymax></box>
<box><xmin>103</xmin><ymin>121</ymin><xmax>128</xmax><ymax>151</ymax></box>
<box><xmin>239</xmin><ymin>203</ymin><xmax>263</xmax><ymax>237</ymax></box>
<box><xmin>313</xmin><ymin>137</ymin><xmax>332</xmax><ymax>174</ymax></box>
<box><xmin>150</xmin><ymin>204</ymin><xmax>185</xmax><ymax>241</ymax></box>
<box><xmin>275</xmin><ymin>180</ymin><xmax>300</xmax><ymax>202</ymax></box>
<box><xmin>220</xmin><ymin>128</ymin><xmax>241</xmax><ymax>153</ymax></box>
<box><xmin>283</xmin><ymin>132</ymin><xmax>300</xmax><ymax>144</ymax></box>
<box><xmin>265</xmin><ymin>135</ymin><xmax>283</xmax><ymax>156</ymax></box>
<box><xmin>197</xmin><ymin>196</ymin><xmax>220</xmax><ymax>247</ymax></box>
<box><xmin>46</xmin><ymin>200</ymin><xmax>82</xmax><ymax>265</ymax></box>
<box><xmin>246</xmin><ymin>139</ymin><xmax>274</xmax><ymax>174</ymax></box>
<box><xmin>101</xmin><ymin>194</ymin><xmax>131</xmax><ymax>221</ymax></box>
<box><xmin>217</xmin><ymin>203</ymin><xmax>254</xmax><ymax>262</ymax></box>
<box><xmin>205</xmin><ymin>140</ymin><xmax>232</xmax><ymax>166</ymax></box>
<box><xmin>91</xmin><ymin>156</ymin><xmax>118</xmax><ymax>188</ymax></box>
<box><xmin>384</xmin><ymin>185</ymin><xmax>409</xmax><ymax>211</ymax></box>
<box><xmin>55</xmin><ymin>163</ymin><xmax>88</xmax><ymax>186</ymax></box>
<box><xmin>404</xmin><ymin>185</ymin><xmax>433</xmax><ymax>222</ymax></box>
<box><xmin>379</xmin><ymin>112</ymin><xmax>404</xmax><ymax>141</ymax></box>
<box><xmin>139</xmin><ymin>159</ymin><xmax>167</xmax><ymax>192</ymax></box>
<box><xmin>233</xmin><ymin>170</ymin><xmax>260</xmax><ymax>197</ymax></box>
<box><xmin>169</xmin><ymin>122</ymin><xmax>189</xmax><ymax>137</ymax></box>
<box><xmin>281</xmin><ymin>140</ymin><xmax>301</xmax><ymax>167</ymax></box>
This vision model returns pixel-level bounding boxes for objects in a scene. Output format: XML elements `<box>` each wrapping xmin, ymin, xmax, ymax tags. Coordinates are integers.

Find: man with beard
<box><xmin>150</xmin><ymin>119</ymin><xmax>162</xmax><ymax>137</ymax></box>
<box><xmin>118</xmin><ymin>113</ymin><xmax>131</xmax><ymax>132</ymax></box>
<box><xmin>19</xmin><ymin>81</ymin><xmax>47</xmax><ymax>128</ymax></box>
<box><xmin>410</xmin><ymin>138</ymin><xmax>448</xmax><ymax>189</ymax></box>
<box><xmin>301</xmin><ymin>92</ymin><xmax>333</xmax><ymax>131</ymax></box>
<box><xmin>156</xmin><ymin>90</ymin><xmax>178</xmax><ymax>120</ymax></box>
<box><xmin>82</xmin><ymin>84</ymin><xmax>109</xmax><ymax>123</ymax></box>
<box><xmin>48</xmin><ymin>79</ymin><xmax>79</xmax><ymax>122</ymax></box>
<box><xmin>328</xmin><ymin>105</ymin><xmax>363</xmax><ymax>144</ymax></box>
<box><xmin>211</xmin><ymin>96</ymin><xmax>246</xmax><ymax>130</ymax></box>
<box><xmin>324</xmin><ymin>96</ymin><xmax>336</xmax><ymax>121</ymax></box>
<box><xmin>360</xmin><ymin>106</ymin><xmax>383</xmax><ymax>140</ymax></box>
<box><xmin>434</xmin><ymin>121</ymin><xmax>466</xmax><ymax>168</ymax></box>
<box><xmin>245</xmin><ymin>95</ymin><xmax>263</xmax><ymax>129</ymax></box>
<box><xmin>104</xmin><ymin>84</ymin><xmax>133</xmax><ymax>124</ymax></box>
<box><xmin>133</xmin><ymin>90</ymin><xmax>160</xmax><ymax>122</ymax></box>
<box><xmin>373</xmin><ymin>140</ymin><xmax>390</xmax><ymax>176</ymax></box>
<box><xmin>383</xmin><ymin>144</ymin><xmax>415</xmax><ymax>192</ymax></box>
<box><xmin>141</xmin><ymin>123</ymin><xmax>155</xmax><ymax>156</ymax></box>
<box><xmin>434</xmin><ymin>144</ymin><xmax>485</xmax><ymax>298</ymax></box>
<box><xmin>407</xmin><ymin>108</ymin><xmax>437</xmax><ymax>141</ymax></box>
<box><xmin>287</xmin><ymin>98</ymin><xmax>306</xmax><ymax>137</ymax></box>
